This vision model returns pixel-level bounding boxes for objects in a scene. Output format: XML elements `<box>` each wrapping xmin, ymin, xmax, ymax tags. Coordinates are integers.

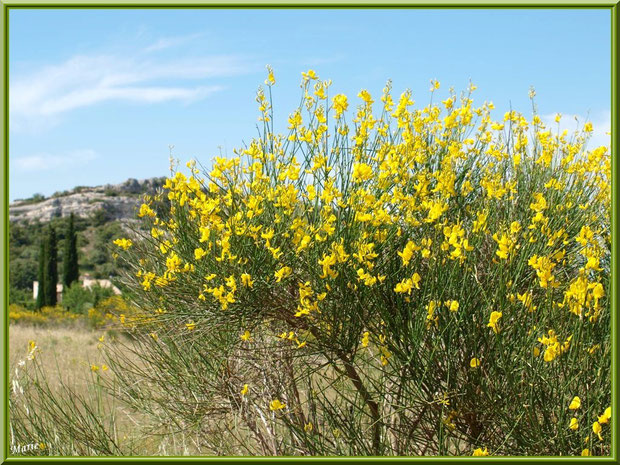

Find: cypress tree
<box><xmin>43</xmin><ymin>225</ymin><xmax>58</xmax><ymax>307</ymax></box>
<box><xmin>63</xmin><ymin>213</ymin><xmax>79</xmax><ymax>288</ymax></box>
<box><xmin>35</xmin><ymin>236</ymin><xmax>46</xmax><ymax>310</ymax></box>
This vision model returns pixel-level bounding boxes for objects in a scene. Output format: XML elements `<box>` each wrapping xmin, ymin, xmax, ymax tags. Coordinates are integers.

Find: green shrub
<box><xmin>10</xmin><ymin>71</ymin><xmax>611</xmax><ymax>457</ymax></box>
<box><xmin>62</xmin><ymin>283</ymin><xmax>114</xmax><ymax>314</ymax></box>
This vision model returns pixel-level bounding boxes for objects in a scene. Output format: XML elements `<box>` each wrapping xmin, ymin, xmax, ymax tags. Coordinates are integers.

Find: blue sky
<box><xmin>9</xmin><ymin>8</ymin><xmax>611</xmax><ymax>201</ymax></box>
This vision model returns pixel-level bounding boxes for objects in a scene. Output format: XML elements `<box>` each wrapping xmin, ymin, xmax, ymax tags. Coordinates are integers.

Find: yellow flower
<box><xmin>592</xmin><ymin>283</ymin><xmax>605</xmax><ymax>300</ymax></box>
<box><xmin>194</xmin><ymin>247</ymin><xmax>207</xmax><ymax>260</ymax></box>
<box><xmin>358</xmin><ymin>89</ymin><xmax>373</xmax><ymax>104</ymax></box>
<box><xmin>241</xmin><ymin>384</ymin><xmax>249</xmax><ymax>396</ymax></box>
<box><xmin>446</xmin><ymin>300</ymin><xmax>459</xmax><ymax>312</ymax></box>
<box><xmin>426</xmin><ymin>300</ymin><xmax>439</xmax><ymax>329</ymax></box>
<box><xmin>361</xmin><ymin>331</ymin><xmax>370</xmax><ymax>348</ymax></box>
<box><xmin>598</xmin><ymin>406</ymin><xmax>611</xmax><ymax>424</ymax></box>
<box><xmin>274</xmin><ymin>266</ymin><xmax>292</xmax><ymax>282</ymax></box>
<box><xmin>473</xmin><ymin>210</ymin><xmax>488</xmax><ymax>233</ymax></box>
<box><xmin>581</xmin><ymin>448</ymin><xmax>590</xmax><ymax>456</ymax></box>
<box><xmin>265</xmin><ymin>65</ymin><xmax>276</xmax><ymax>86</ymax></box>
<box><xmin>91</xmin><ymin>365</ymin><xmax>100</xmax><ymax>372</ymax></box>
<box><xmin>528</xmin><ymin>254</ymin><xmax>556</xmax><ymax>289</ymax></box>
<box><xmin>241</xmin><ymin>273</ymin><xmax>254</xmax><ymax>288</ymax></box>
<box><xmin>517</xmin><ymin>291</ymin><xmax>537</xmax><ymax>312</ymax></box>
<box><xmin>186</xmin><ymin>321</ymin><xmax>196</xmax><ymax>331</ymax></box>
<box><xmin>302</xmin><ymin>69</ymin><xmax>318</xmax><ymax>81</ymax></box>
<box><xmin>113</xmin><ymin>238</ymin><xmax>133</xmax><ymax>250</ymax></box>
<box><xmin>240</xmin><ymin>330</ymin><xmax>252</xmax><ymax>342</ymax></box>
<box><xmin>530</xmin><ymin>193</ymin><xmax>547</xmax><ymax>213</ymax></box>
<box><xmin>569</xmin><ymin>417</ymin><xmax>579</xmax><ymax>430</ymax></box>
<box><xmin>397</xmin><ymin>241</ymin><xmax>418</xmax><ymax>267</ymax></box>
<box><xmin>332</xmin><ymin>94</ymin><xmax>348</xmax><ymax>118</ymax></box>
<box><xmin>304</xmin><ymin>422</ymin><xmax>313</xmax><ymax>432</ymax></box>
<box><xmin>569</xmin><ymin>396</ymin><xmax>581</xmax><ymax>410</ymax></box>
<box><xmin>472</xmin><ymin>447</ymin><xmax>489</xmax><ymax>456</ymax></box>
<box><xmin>592</xmin><ymin>421</ymin><xmax>603</xmax><ymax>440</ymax></box>
<box><xmin>269</xmin><ymin>399</ymin><xmax>286</xmax><ymax>411</ymax></box>
<box><xmin>470</xmin><ymin>357</ymin><xmax>481</xmax><ymax>369</ymax></box>
<box><xmin>487</xmin><ymin>311</ymin><xmax>502</xmax><ymax>334</ymax></box>
<box><xmin>138</xmin><ymin>203</ymin><xmax>156</xmax><ymax>218</ymax></box>
<box><xmin>425</xmin><ymin>200</ymin><xmax>448</xmax><ymax>223</ymax></box>
<box><xmin>394</xmin><ymin>279</ymin><xmax>414</xmax><ymax>295</ymax></box>
<box><xmin>352</xmin><ymin>163</ymin><xmax>373</xmax><ymax>182</ymax></box>
<box><xmin>493</xmin><ymin>233</ymin><xmax>513</xmax><ymax>260</ymax></box>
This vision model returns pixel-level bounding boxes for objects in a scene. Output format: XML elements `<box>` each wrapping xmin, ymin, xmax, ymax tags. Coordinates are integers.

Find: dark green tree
<box><xmin>62</xmin><ymin>213</ymin><xmax>79</xmax><ymax>288</ymax></box>
<box><xmin>35</xmin><ymin>237</ymin><xmax>46</xmax><ymax>310</ymax></box>
<box><xmin>43</xmin><ymin>225</ymin><xmax>58</xmax><ymax>307</ymax></box>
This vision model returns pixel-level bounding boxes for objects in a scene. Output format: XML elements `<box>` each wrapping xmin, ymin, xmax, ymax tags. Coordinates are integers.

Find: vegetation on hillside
<box><xmin>37</xmin><ymin>225</ymin><xmax>59</xmax><ymax>308</ymax></box>
<box><xmin>9</xmin><ymin>213</ymin><xmax>127</xmax><ymax>309</ymax></box>
<box><xmin>63</xmin><ymin>213</ymin><xmax>80</xmax><ymax>288</ymax></box>
<box><xmin>9</xmin><ymin>179</ymin><xmax>166</xmax><ymax>309</ymax></box>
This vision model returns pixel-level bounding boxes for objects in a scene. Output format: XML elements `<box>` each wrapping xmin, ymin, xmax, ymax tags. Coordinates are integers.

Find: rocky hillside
<box><xmin>9</xmin><ymin>177</ymin><xmax>168</xmax><ymax>308</ymax></box>
<box><xmin>10</xmin><ymin>177</ymin><xmax>166</xmax><ymax>223</ymax></box>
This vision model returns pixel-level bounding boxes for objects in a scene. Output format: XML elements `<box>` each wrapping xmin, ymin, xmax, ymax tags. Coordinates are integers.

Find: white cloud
<box><xmin>13</xmin><ymin>149</ymin><xmax>97</xmax><ymax>171</ymax></box>
<box><xmin>540</xmin><ymin>110</ymin><xmax>611</xmax><ymax>149</ymax></box>
<box><xmin>10</xmin><ymin>49</ymin><xmax>251</xmax><ymax>131</ymax></box>
<box><xmin>145</xmin><ymin>33</ymin><xmax>205</xmax><ymax>52</ymax></box>
<box><xmin>587</xmin><ymin>111</ymin><xmax>611</xmax><ymax>149</ymax></box>
<box><xmin>36</xmin><ymin>84</ymin><xmax>222</xmax><ymax>116</ymax></box>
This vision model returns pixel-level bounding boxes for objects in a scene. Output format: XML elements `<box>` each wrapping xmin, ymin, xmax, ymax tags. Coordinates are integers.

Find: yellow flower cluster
<box><xmin>114</xmin><ymin>70</ymin><xmax>610</xmax><ymax>456</ymax></box>
<box><xmin>537</xmin><ymin>330</ymin><xmax>572</xmax><ymax>362</ymax></box>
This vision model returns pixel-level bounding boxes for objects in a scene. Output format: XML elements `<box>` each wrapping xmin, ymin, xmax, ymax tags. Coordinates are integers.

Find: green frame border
<box><xmin>0</xmin><ymin>1</ymin><xmax>617</xmax><ymax>462</ymax></box>
<box><xmin>0</xmin><ymin>1</ymin><xmax>618</xmax><ymax>5</ymax></box>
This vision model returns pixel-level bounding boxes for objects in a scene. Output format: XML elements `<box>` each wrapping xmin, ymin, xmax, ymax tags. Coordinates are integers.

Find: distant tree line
<box><xmin>9</xmin><ymin>207</ymin><xmax>132</xmax><ymax>309</ymax></box>
<box><xmin>36</xmin><ymin>213</ymin><xmax>79</xmax><ymax>310</ymax></box>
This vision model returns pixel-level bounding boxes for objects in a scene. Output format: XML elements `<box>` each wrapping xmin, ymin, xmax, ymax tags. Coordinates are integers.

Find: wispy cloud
<box><xmin>13</xmin><ymin>149</ymin><xmax>98</xmax><ymax>172</ymax></box>
<box><xmin>145</xmin><ymin>32</ymin><xmax>205</xmax><ymax>52</ymax></box>
<box><xmin>10</xmin><ymin>46</ymin><xmax>252</xmax><ymax>131</ymax></box>
<box><xmin>541</xmin><ymin>110</ymin><xmax>611</xmax><ymax>149</ymax></box>
<box><xmin>584</xmin><ymin>111</ymin><xmax>611</xmax><ymax>149</ymax></box>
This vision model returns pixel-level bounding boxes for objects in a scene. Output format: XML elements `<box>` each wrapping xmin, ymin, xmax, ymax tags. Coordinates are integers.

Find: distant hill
<box><xmin>10</xmin><ymin>177</ymin><xmax>167</xmax><ymax>223</ymax></box>
<box><xmin>9</xmin><ymin>177</ymin><xmax>167</xmax><ymax>308</ymax></box>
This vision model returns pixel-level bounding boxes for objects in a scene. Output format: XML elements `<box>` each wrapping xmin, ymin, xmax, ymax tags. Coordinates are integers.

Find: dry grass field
<box><xmin>9</xmin><ymin>322</ymin><xmax>210</xmax><ymax>456</ymax></box>
<box><xmin>10</xmin><ymin>323</ymin><xmax>105</xmax><ymax>389</ymax></box>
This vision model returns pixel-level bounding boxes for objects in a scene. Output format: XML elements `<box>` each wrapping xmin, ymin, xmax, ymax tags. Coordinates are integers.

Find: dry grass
<box><xmin>9</xmin><ymin>322</ymin><xmax>209</xmax><ymax>456</ymax></box>
<box><xmin>9</xmin><ymin>323</ymin><xmax>107</xmax><ymax>391</ymax></box>
<box><xmin>9</xmin><ymin>323</ymin><xmax>142</xmax><ymax>455</ymax></box>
